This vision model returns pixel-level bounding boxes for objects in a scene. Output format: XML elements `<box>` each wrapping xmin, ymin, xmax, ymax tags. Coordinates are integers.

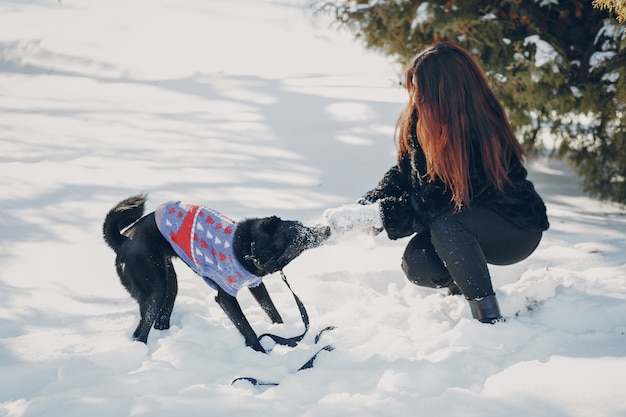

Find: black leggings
<box><xmin>401</xmin><ymin>207</ymin><xmax>542</xmax><ymax>300</ymax></box>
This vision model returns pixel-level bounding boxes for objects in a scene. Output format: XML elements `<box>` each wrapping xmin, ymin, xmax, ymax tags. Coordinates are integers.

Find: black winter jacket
<box><xmin>358</xmin><ymin>138</ymin><xmax>550</xmax><ymax>240</ymax></box>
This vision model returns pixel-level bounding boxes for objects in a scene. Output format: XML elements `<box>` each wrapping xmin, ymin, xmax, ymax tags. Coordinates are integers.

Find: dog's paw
<box><xmin>154</xmin><ymin>314</ymin><xmax>171</xmax><ymax>330</ymax></box>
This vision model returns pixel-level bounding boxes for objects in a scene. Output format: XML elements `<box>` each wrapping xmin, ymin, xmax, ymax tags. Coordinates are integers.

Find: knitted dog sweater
<box><xmin>154</xmin><ymin>201</ymin><xmax>263</xmax><ymax>297</ymax></box>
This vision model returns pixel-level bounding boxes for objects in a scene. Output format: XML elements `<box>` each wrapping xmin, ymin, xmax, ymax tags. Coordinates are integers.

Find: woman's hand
<box><xmin>323</xmin><ymin>202</ymin><xmax>383</xmax><ymax>232</ymax></box>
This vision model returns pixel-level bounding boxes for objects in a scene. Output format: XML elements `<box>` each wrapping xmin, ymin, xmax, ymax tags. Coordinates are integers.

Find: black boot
<box><xmin>468</xmin><ymin>294</ymin><xmax>504</xmax><ymax>324</ymax></box>
<box><xmin>447</xmin><ymin>281</ymin><xmax>463</xmax><ymax>296</ymax></box>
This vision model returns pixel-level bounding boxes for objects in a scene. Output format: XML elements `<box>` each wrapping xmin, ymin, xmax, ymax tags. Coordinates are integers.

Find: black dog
<box><xmin>103</xmin><ymin>194</ymin><xmax>329</xmax><ymax>352</ymax></box>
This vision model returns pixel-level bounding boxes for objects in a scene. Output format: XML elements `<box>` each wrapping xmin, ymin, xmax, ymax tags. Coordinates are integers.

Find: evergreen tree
<box><xmin>315</xmin><ymin>0</ymin><xmax>626</xmax><ymax>204</ymax></box>
<box><xmin>593</xmin><ymin>0</ymin><xmax>626</xmax><ymax>22</ymax></box>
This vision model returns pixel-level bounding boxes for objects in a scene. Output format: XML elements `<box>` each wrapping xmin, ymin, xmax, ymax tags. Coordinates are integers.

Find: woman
<box><xmin>324</xmin><ymin>41</ymin><xmax>549</xmax><ymax>323</ymax></box>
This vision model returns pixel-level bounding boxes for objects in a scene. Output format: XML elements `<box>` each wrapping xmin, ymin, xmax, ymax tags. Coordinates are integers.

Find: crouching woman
<box><xmin>324</xmin><ymin>42</ymin><xmax>549</xmax><ymax>323</ymax></box>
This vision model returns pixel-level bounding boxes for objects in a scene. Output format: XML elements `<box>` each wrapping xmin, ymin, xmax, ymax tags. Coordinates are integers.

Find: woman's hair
<box><xmin>396</xmin><ymin>41</ymin><xmax>524</xmax><ymax>210</ymax></box>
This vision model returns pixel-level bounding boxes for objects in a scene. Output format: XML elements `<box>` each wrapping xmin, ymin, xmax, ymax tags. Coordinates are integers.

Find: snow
<box><xmin>523</xmin><ymin>34</ymin><xmax>560</xmax><ymax>72</ymax></box>
<box><xmin>412</xmin><ymin>3</ymin><xmax>433</xmax><ymax>30</ymax></box>
<box><xmin>1</xmin><ymin>1</ymin><xmax>626</xmax><ymax>416</ymax></box>
<box><xmin>537</xmin><ymin>0</ymin><xmax>559</xmax><ymax>7</ymax></box>
<box><xmin>590</xmin><ymin>51</ymin><xmax>617</xmax><ymax>72</ymax></box>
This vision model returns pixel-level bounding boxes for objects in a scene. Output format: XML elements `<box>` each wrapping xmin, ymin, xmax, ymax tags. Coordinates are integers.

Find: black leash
<box><xmin>297</xmin><ymin>343</ymin><xmax>335</xmax><ymax>371</ymax></box>
<box><xmin>231</xmin><ymin>261</ymin><xmax>336</xmax><ymax>387</ymax></box>
<box><xmin>231</xmin><ymin>328</ymin><xmax>335</xmax><ymax>387</ymax></box>
<box><xmin>244</xmin><ymin>245</ymin><xmax>320</xmax><ymax>350</ymax></box>
<box><xmin>255</xmin><ymin>270</ymin><xmax>309</xmax><ymax>348</ymax></box>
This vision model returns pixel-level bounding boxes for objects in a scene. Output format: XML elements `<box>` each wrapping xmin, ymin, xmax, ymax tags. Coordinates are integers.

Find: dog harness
<box><xmin>154</xmin><ymin>201</ymin><xmax>263</xmax><ymax>297</ymax></box>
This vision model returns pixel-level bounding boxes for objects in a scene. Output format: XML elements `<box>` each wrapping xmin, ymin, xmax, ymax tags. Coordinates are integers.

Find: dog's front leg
<box><xmin>215</xmin><ymin>288</ymin><xmax>266</xmax><ymax>353</ymax></box>
<box><xmin>248</xmin><ymin>283</ymin><xmax>284</xmax><ymax>324</ymax></box>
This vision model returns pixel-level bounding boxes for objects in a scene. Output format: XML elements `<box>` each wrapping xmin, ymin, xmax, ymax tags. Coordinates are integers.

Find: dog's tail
<box><xmin>102</xmin><ymin>194</ymin><xmax>147</xmax><ymax>253</ymax></box>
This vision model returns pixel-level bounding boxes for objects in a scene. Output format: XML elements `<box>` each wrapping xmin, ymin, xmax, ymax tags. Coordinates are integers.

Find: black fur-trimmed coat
<box><xmin>359</xmin><ymin>137</ymin><xmax>550</xmax><ymax>240</ymax></box>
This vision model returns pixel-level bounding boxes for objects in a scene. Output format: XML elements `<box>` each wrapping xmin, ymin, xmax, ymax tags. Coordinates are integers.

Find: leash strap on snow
<box><xmin>297</xmin><ymin>344</ymin><xmax>335</xmax><ymax>371</ymax></box>
<box><xmin>314</xmin><ymin>326</ymin><xmax>336</xmax><ymax>344</ymax></box>
<box><xmin>256</xmin><ymin>270</ymin><xmax>309</xmax><ymax>348</ymax></box>
<box><xmin>231</xmin><ymin>377</ymin><xmax>279</xmax><ymax>387</ymax></box>
<box><xmin>231</xmin><ymin>337</ymin><xmax>335</xmax><ymax>387</ymax></box>
<box><xmin>232</xmin><ymin>255</ymin><xmax>337</xmax><ymax>387</ymax></box>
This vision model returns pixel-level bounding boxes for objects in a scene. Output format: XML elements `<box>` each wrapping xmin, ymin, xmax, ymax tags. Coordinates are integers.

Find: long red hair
<box><xmin>396</xmin><ymin>42</ymin><xmax>524</xmax><ymax>210</ymax></box>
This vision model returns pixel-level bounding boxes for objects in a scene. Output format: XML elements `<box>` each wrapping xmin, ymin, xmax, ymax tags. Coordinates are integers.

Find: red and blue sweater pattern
<box><xmin>154</xmin><ymin>201</ymin><xmax>263</xmax><ymax>297</ymax></box>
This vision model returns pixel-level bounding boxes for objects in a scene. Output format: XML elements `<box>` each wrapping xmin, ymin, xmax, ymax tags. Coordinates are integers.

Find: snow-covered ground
<box><xmin>1</xmin><ymin>1</ymin><xmax>625</xmax><ymax>416</ymax></box>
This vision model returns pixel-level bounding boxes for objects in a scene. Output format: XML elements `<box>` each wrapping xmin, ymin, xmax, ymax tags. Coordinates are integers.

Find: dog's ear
<box><xmin>259</xmin><ymin>216</ymin><xmax>281</xmax><ymax>233</ymax></box>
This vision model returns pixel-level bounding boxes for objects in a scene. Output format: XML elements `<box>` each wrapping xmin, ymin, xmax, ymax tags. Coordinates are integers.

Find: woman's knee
<box><xmin>401</xmin><ymin>237</ymin><xmax>451</xmax><ymax>288</ymax></box>
<box><xmin>400</xmin><ymin>255</ymin><xmax>418</xmax><ymax>283</ymax></box>
<box><xmin>401</xmin><ymin>252</ymin><xmax>425</xmax><ymax>285</ymax></box>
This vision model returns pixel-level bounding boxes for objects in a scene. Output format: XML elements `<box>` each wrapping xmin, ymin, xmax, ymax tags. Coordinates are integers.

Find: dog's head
<box><xmin>235</xmin><ymin>216</ymin><xmax>330</xmax><ymax>276</ymax></box>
